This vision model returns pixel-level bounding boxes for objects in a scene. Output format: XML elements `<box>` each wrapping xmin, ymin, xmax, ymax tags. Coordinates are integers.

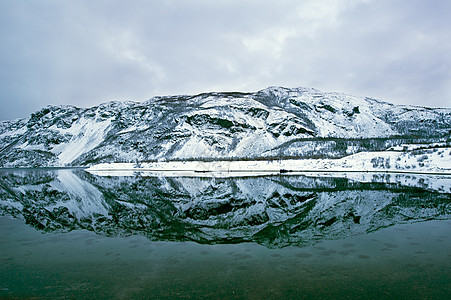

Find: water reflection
<box><xmin>0</xmin><ymin>169</ymin><xmax>449</xmax><ymax>248</ymax></box>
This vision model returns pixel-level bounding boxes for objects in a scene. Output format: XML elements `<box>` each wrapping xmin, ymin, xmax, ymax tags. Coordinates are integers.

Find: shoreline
<box><xmin>86</xmin><ymin>147</ymin><xmax>451</xmax><ymax>177</ymax></box>
<box><xmin>1</xmin><ymin>146</ymin><xmax>450</xmax><ymax>178</ymax></box>
<box><xmin>86</xmin><ymin>158</ymin><xmax>451</xmax><ymax>177</ymax></box>
<box><xmin>87</xmin><ymin>167</ymin><xmax>451</xmax><ymax>176</ymax></box>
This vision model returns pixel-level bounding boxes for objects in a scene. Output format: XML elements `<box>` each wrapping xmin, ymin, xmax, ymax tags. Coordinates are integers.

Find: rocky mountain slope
<box><xmin>0</xmin><ymin>86</ymin><xmax>450</xmax><ymax>167</ymax></box>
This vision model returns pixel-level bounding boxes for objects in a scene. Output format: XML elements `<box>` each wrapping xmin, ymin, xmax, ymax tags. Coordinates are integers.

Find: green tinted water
<box><xmin>1</xmin><ymin>217</ymin><xmax>450</xmax><ymax>299</ymax></box>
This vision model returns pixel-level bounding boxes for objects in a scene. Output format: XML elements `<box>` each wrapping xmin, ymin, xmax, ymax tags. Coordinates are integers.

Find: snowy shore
<box><xmin>87</xmin><ymin>148</ymin><xmax>451</xmax><ymax>178</ymax></box>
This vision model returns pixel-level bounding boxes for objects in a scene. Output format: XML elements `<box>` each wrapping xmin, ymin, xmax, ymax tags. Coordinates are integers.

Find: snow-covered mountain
<box><xmin>1</xmin><ymin>86</ymin><xmax>450</xmax><ymax>167</ymax></box>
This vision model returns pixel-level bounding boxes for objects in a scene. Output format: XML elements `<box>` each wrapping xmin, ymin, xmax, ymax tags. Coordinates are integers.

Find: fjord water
<box><xmin>1</xmin><ymin>169</ymin><xmax>450</xmax><ymax>298</ymax></box>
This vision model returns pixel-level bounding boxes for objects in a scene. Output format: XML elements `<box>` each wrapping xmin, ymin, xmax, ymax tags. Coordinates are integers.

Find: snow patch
<box><xmin>52</xmin><ymin>118</ymin><xmax>112</xmax><ymax>164</ymax></box>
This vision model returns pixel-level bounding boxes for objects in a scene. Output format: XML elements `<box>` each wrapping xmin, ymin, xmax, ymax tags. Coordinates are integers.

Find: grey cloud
<box><xmin>0</xmin><ymin>0</ymin><xmax>450</xmax><ymax>121</ymax></box>
<box><xmin>274</xmin><ymin>0</ymin><xmax>451</xmax><ymax>106</ymax></box>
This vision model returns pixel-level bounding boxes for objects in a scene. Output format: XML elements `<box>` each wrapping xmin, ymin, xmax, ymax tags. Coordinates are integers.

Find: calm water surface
<box><xmin>0</xmin><ymin>169</ymin><xmax>450</xmax><ymax>299</ymax></box>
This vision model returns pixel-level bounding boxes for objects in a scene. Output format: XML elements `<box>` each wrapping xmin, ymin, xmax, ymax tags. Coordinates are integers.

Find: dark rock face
<box><xmin>0</xmin><ymin>86</ymin><xmax>450</xmax><ymax>167</ymax></box>
<box><xmin>1</xmin><ymin>170</ymin><xmax>449</xmax><ymax>248</ymax></box>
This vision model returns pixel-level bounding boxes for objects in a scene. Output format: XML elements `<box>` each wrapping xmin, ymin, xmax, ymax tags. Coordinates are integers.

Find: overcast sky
<box><xmin>1</xmin><ymin>0</ymin><xmax>450</xmax><ymax>120</ymax></box>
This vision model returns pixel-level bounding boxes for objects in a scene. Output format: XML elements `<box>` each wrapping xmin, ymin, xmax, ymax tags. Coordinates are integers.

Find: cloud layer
<box><xmin>1</xmin><ymin>0</ymin><xmax>450</xmax><ymax>120</ymax></box>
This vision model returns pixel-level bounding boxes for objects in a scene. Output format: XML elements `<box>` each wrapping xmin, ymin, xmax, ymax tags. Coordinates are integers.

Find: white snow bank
<box><xmin>87</xmin><ymin>148</ymin><xmax>451</xmax><ymax>178</ymax></box>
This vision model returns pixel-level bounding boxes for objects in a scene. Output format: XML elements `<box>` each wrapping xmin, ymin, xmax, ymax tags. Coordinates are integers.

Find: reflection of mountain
<box><xmin>0</xmin><ymin>170</ymin><xmax>450</xmax><ymax>248</ymax></box>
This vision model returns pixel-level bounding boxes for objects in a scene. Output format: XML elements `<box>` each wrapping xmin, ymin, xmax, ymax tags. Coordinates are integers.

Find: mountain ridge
<box><xmin>0</xmin><ymin>86</ymin><xmax>450</xmax><ymax>167</ymax></box>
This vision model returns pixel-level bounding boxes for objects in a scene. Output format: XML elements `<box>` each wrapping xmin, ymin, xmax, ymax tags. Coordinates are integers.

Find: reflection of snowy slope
<box><xmin>0</xmin><ymin>170</ymin><xmax>111</xmax><ymax>232</ymax></box>
<box><xmin>49</xmin><ymin>171</ymin><xmax>109</xmax><ymax>218</ymax></box>
<box><xmin>301</xmin><ymin>172</ymin><xmax>451</xmax><ymax>194</ymax></box>
<box><xmin>0</xmin><ymin>170</ymin><xmax>449</xmax><ymax>247</ymax></box>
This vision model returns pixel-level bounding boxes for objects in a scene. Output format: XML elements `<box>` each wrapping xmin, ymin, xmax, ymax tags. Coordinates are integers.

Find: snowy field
<box><xmin>87</xmin><ymin>147</ymin><xmax>451</xmax><ymax>178</ymax></box>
